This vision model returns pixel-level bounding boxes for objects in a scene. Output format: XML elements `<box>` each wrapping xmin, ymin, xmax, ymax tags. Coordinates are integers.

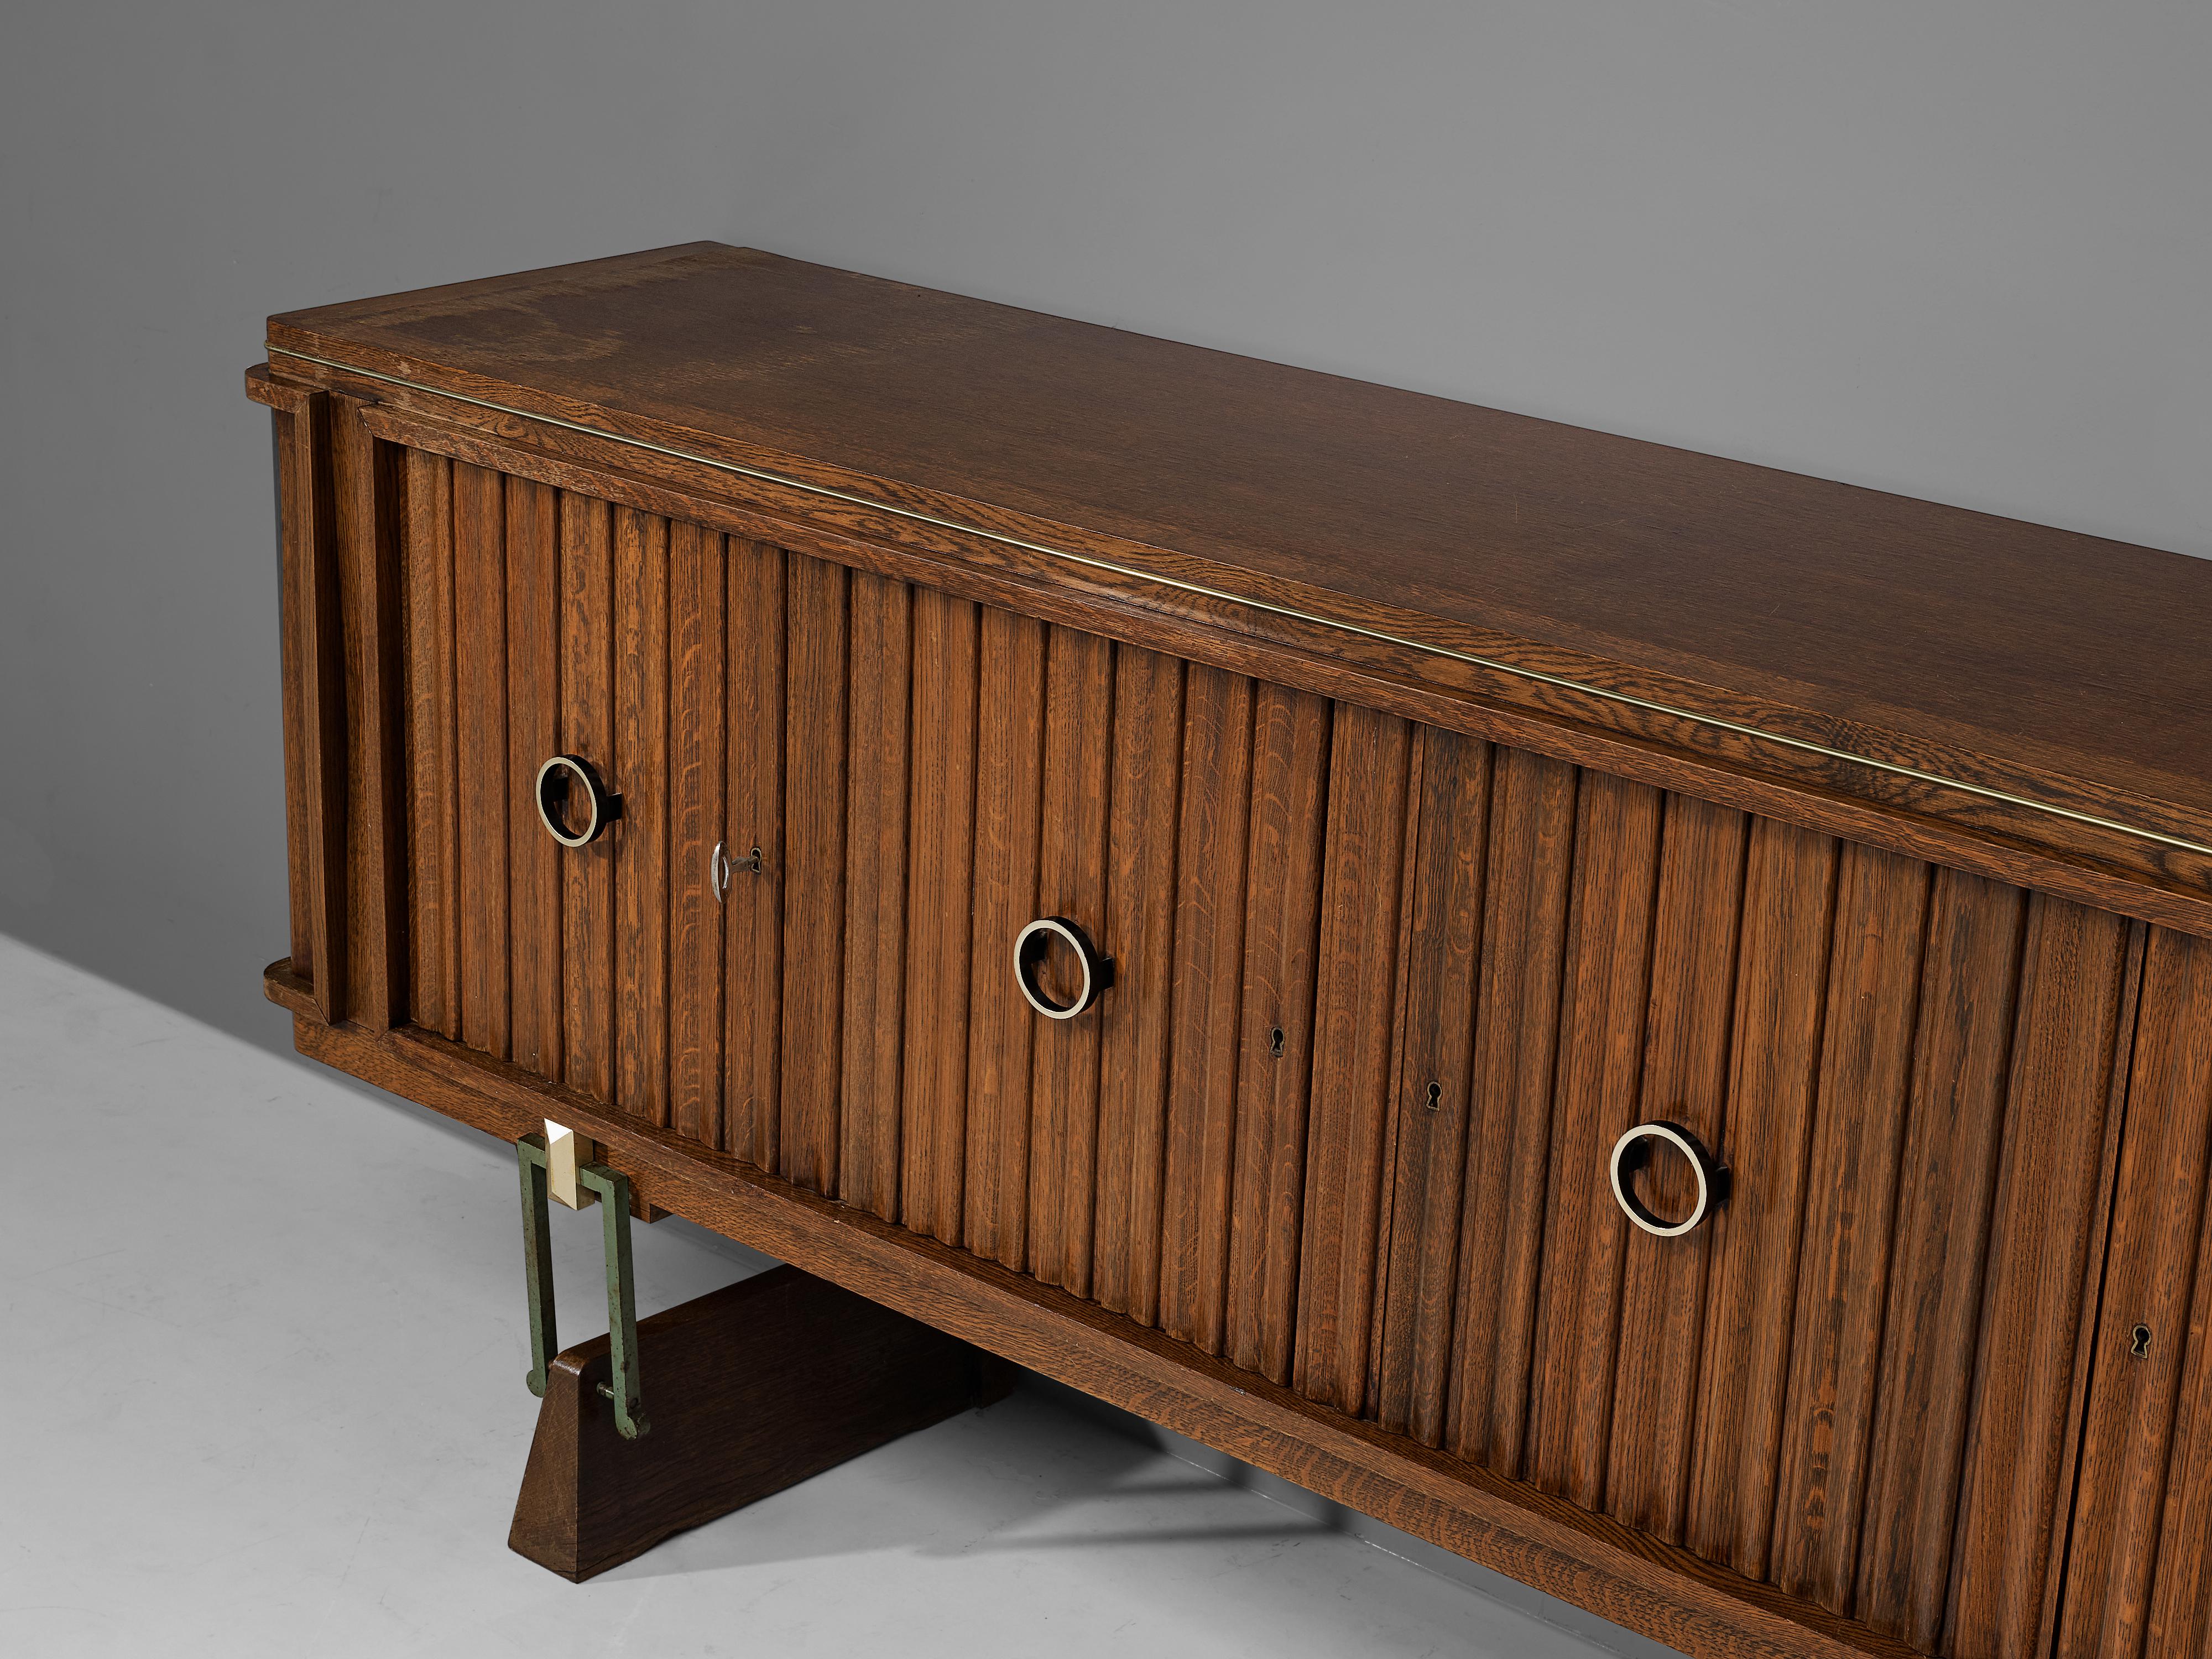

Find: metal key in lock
<box><xmin>709</xmin><ymin>840</ymin><xmax>763</xmax><ymax>900</ymax></box>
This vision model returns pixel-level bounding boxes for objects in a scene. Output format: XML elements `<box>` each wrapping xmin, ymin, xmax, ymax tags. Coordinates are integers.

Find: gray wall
<box><xmin>5</xmin><ymin>2</ymin><xmax>2209</xmax><ymax>1044</ymax></box>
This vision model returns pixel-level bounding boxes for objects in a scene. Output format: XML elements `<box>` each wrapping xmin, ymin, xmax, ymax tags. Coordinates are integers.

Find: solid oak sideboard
<box><xmin>248</xmin><ymin>244</ymin><xmax>2212</xmax><ymax>1658</ymax></box>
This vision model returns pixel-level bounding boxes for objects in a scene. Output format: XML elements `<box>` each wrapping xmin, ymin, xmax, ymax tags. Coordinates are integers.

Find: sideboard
<box><xmin>248</xmin><ymin>243</ymin><xmax>2212</xmax><ymax>1657</ymax></box>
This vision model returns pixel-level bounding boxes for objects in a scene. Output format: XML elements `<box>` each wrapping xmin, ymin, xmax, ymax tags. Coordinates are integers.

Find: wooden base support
<box><xmin>509</xmin><ymin>1265</ymin><xmax>1013</xmax><ymax>1580</ymax></box>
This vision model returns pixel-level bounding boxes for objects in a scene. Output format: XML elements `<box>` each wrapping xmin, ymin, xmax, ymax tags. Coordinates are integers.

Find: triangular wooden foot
<box><xmin>509</xmin><ymin>1265</ymin><xmax>1013</xmax><ymax>1580</ymax></box>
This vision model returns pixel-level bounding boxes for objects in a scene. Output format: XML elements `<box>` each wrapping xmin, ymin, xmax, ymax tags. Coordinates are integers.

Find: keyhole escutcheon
<box><xmin>2132</xmin><ymin>1323</ymin><xmax>2154</xmax><ymax>1359</ymax></box>
<box><xmin>1424</xmin><ymin>1080</ymin><xmax>1443</xmax><ymax>1112</ymax></box>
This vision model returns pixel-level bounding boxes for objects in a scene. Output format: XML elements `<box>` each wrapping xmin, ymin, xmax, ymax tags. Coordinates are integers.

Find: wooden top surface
<box><xmin>269</xmin><ymin>242</ymin><xmax>2212</xmax><ymax>853</ymax></box>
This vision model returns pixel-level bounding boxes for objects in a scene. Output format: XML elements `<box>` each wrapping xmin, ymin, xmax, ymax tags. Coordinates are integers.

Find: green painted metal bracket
<box><xmin>518</xmin><ymin>1134</ymin><xmax>557</xmax><ymax>1397</ymax></box>
<box><xmin>577</xmin><ymin>1161</ymin><xmax>648</xmax><ymax>1441</ymax></box>
<box><xmin>514</xmin><ymin>1134</ymin><xmax>650</xmax><ymax>1441</ymax></box>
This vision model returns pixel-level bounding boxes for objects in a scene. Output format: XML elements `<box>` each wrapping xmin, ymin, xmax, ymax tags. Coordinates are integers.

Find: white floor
<box><xmin>0</xmin><ymin>933</ymin><xmax>1674</xmax><ymax>1659</ymax></box>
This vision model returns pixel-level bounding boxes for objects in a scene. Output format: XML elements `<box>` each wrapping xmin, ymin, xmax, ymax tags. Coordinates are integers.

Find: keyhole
<box><xmin>1424</xmin><ymin>1080</ymin><xmax>1443</xmax><ymax>1112</ymax></box>
<box><xmin>2131</xmin><ymin>1323</ymin><xmax>2153</xmax><ymax>1359</ymax></box>
<box><xmin>1268</xmin><ymin>1027</ymin><xmax>1286</xmax><ymax>1060</ymax></box>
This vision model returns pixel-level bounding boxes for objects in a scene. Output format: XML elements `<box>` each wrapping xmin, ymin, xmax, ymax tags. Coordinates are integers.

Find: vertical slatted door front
<box><xmin>400</xmin><ymin>465</ymin><xmax>732</xmax><ymax>1140</ymax></box>
<box><xmin>2056</xmin><ymin>924</ymin><xmax>2212</xmax><ymax>1658</ymax></box>
<box><xmin>723</xmin><ymin>538</ymin><xmax>787</xmax><ymax>1171</ymax></box>
<box><xmin>928</xmin><ymin>609</ymin><xmax>1383</xmax><ymax>1397</ymax></box>
<box><xmin>1373</xmin><ymin>737</ymin><xmax>2143</xmax><ymax>1658</ymax></box>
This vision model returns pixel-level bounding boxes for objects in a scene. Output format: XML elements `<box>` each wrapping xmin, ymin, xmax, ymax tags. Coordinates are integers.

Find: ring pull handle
<box><xmin>1013</xmin><ymin>917</ymin><xmax>1115</xmax><ymax>1021</ymax></box>
<box><xmin>535</xmin><ymin>754</ymin><xmax>622</xmax><ymax>848</ymax></box>
<box><xmin>1609</xmin><ymin>1120</ymin><xmax>1729</xmax><ymax>1238</ymax></box>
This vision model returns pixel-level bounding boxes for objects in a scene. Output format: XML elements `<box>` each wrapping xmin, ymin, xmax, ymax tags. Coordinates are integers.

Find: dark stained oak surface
<box><xmin>508</xmin><ymin>1267</ymin><xmax>1006</xmax><ymax>1582</ymax></box>
<box><xmin>269</xmin><ymin>242</ymin><xmax>2212</xmax><ymax>850</ymax></box>
<box><xmin>249</xmin><ymin>246</ymin><xmax>2212</xmax><ymax>1659</ymax></box>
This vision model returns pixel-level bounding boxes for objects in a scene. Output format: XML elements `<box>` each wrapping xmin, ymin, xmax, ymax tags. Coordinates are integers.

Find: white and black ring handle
<box><xmin>534</xmin><ymin>754</ymin><xmax>623</xmax><ymax>848</ymax></box>
<box><xmin>1013</xmin><ymin>917</ymin><xmax>1115</xmax><ymax>1021</ymax></box>
<box><xmin>1608</xmin><ymin>1121</ymin><xmax>1730</xmax><ymax>1238</ymax></box>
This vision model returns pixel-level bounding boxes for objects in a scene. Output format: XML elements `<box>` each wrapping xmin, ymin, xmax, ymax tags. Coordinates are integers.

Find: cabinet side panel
<box><xmin>963</xmin><ymin>607</ymin><xmax>1047</xmax><ymax>1267</ymax></box>
<box><xmin>453</xmin><ymin>462</ymin><xmax>510</xmax><ymax>1060</ymax></box>
<box><xmin>1853</xmin><ymin>867</ymin><xmax>2028</xmax><ymax>1645</ymax></box>
<box><xmin>333</xmin><ymin>397</ymin><xmax>406</xmax><ymax>1031</ymax></box>
<box><xmin>839</xmin><ymin>571</ymin><xmax>911</xmax><ymax>1219</ymax></box>
<box><xmin>505</xmin><ymin>477</ymin><xmax>562</xmax><ymax>1081</ymax></box>
<box><xmin>900</xmin><ymin>587</ymin><xmax>979</xmax><ymax>1244</ymax></box>
<box><xmin>1293</xmin><ymin>701</ymin><xmax>1416</xmax><ymax>1417</ymax></box>
<box><xmin>1606</xmin><ymin>792</ymin><xmax>1751</xmax><ymax>1542</ymax></box>
<box><xmin>614</xmin><ymin>507</ymin><xmax>670</xmax><ymax>1126</ymax></box>
<box><xmin>780</xmin><ymin>550</ymin><xmax>848</xmax><ymax>1191</ymax></box>
<box><xmin>724</xmin><ymin>541</ymin><xmax>787</xmax><ymax>1167</ymax></box>
<box><xmin>1770</xmin><ymin>844</ymin><xmax>1933</xmax><ymax>1610</ymax></box>
<box><xmin>1225</xmin><ymin>684</ymin><xmax>1333</xmax><ymax>1383</ymax></box>
<box><xmin>1685</xmin><ymin>817</ymin><xmax>1839</xmax><ymax>1575</ymax></box>
<box><xmin>1445</xmin><ymin>747</ymin><xmax>1578</xmax><ymax>1475</ymax></box>
<box><xmin>402</xmin><ymin>448</ymin><xmax>460</xmax><ymax>1040</ymax></box>
<box><xmin>276</xmin><ymin>413</ymin><xmax>315</xmax><ymax>973</ymax></box>
<box><xmin>1029</xmin><ymin>626</ymin><xmax>1115</xmax><ymax>1292</ymax></box>
<box><xmin>669</xmin><ymin>524</ymin><xmax>727</xmax><ymax>1149</ymax></box>
<box><xmin>2059</xmin><ymin>926</ymin><xmax>2212</xmax><ymax>1658</ymax></box>
<box><xmin>559</xmin><ymin>494</ymin><xmax>616</xmax><ymax>1104</ymax></box>
<box><xmin>1092</xmin><ymin>647</ymin><xmax>1185</xmax><ymax>1324</ymax></box>
<box><xmin>1525</xmin><ymin>770</ymin><xmax>1664</xmax><ymax>1509</ymax></box>
<box><xmin>286</xmin><ymin>395</ymin><xmax>349</xmax><ymax>1024</ymax></box>
<box><xmin>1945</xmin><ymin>895</ymin><xmax>2133</xmax><ymax>1658</ymax></box>
<box><xmin>1374</xmin><ymin>729</ymin><xmax>1494</xmax><ymax>1439</ymax></box>
<box><xmin>1157</xmin><ymin>665</ymin><xmax>1255</xmax><ymax>1349</ymax></box>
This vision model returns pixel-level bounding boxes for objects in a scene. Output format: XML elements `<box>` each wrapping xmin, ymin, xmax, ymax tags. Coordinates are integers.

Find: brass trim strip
<box><xmin>269</xmin><ymin>343</ymin><xmax>2212</xmax><ymax>864</ymax></box>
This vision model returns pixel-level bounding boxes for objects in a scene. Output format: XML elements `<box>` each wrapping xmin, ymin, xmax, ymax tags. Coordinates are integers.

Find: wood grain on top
<box><xmin>269</xmin><ymin>241</ymin><xmax>2212</xmax><ymax>851</ymax></box>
